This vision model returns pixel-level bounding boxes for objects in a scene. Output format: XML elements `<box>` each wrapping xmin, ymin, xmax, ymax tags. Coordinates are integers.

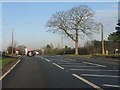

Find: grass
<box><xmin>0</xmin><ymin>58</ymin><xmax>16</xmax><ymax>70</ymax></box>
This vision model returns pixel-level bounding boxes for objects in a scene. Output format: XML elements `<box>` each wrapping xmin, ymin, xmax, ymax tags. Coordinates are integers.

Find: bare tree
<box><xmin>47</xmin><ymin>5</ymin><xmax>98</xmax><ymax>55</ymax></box>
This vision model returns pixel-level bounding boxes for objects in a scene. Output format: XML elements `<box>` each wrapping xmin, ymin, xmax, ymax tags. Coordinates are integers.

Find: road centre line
<box><xmin>72</xmin><ymin>74</ymin><xmax>103</xmax><ymax>90</ymax></box>
<box><xmin>83</xmin><ymin>62</ymin><xmax>106</xmax><ymax>67</ymax></box>
<box><xmin>45</xmin><ymin>59</ymin><xmax>51</xmax><ymax>62</ymax></box>
<box><xmin>0</xmin><ymin>60</ymin><xmax>21</xmax><ymax>80</ymax></box>
<box><xmin>103</xmin><ymin>84</ymin><xmax>120</xmax><ymax>88</ymax></box>
<box><xmin>81</xmin><ymin>74</ymin><xmax>120</xmax><ymax>78</ymax></box>
<box><xmin>53</xmin><ymin>63</ymin><xmax>64</xmax><ymax>70</ymax></box>
<box><xmin>69</xmin><ymin>69</ymin><xmax>118</xmax><ymax>72</ymax></box>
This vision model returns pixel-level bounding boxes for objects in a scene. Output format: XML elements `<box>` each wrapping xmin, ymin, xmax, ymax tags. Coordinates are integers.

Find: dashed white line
<box><xmin>0</xmin><ymin>60</ymin><xmax>21</xmax><ymax>80</ymax></box>
<box><xmin>103</xmin><ymin>84</ymin><xmax>120</xmax><ymax>88</ymax></box>
<box><xmin>83</xmin><ymin>62</ymin><xmax>106</xmax><ymax>67</ymax></box>
<box><xmin>45</xmin><ymin>59</ymin><xmax>51</xmax><ymax>62</ymax></box>
<box><xmin>81</xmin><ymin>74</ymin><xmax>120</xmax><ymax>78</ymax></box>
<box><xmin>53</xmin><ymin>63</ymin><xmax>64</xmax><ymax>70</ymax></box>
<box><xmin>72</xmin><ymin>74</ymin><xmax>103</xmax><ymax>90</ymax></box>
<box><xmin>69</xmin><ymin>69</ymin><xmax>118</xmax><ymax>72</ymax></box>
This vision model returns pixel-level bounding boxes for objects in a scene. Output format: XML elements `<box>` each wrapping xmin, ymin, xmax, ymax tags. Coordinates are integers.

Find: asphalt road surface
<box><xmin>2</xmin><ymin>55</ymin><xmax>120</xmax><ymax>89</ymax></box>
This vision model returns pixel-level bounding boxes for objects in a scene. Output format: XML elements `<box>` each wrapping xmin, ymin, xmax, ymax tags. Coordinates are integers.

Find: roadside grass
<box><xmin>0</xmin><ymin>58</ymin><xmax>16</xmax><ymax>70</ymax></box>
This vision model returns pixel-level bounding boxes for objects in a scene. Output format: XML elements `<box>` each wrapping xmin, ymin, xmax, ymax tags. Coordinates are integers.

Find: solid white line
<box><xmin>0</xmin><ymin>60</ymin><xmax>21</xmax><ymax>80</ymax></box>
<box><xmin>45</xmin><ymin>59</ymin><xmax>50</xmax><ymax>62</ymax></box>
<box><xmin>83</xmin><ymin>62</ymin><xmax>106</xmax><ymax>67</ymax></box>
<box><xmin>69</xmin><ymin>69</ymin><xmax>118</xmax><ymax>72</ymax></box>
<box><xmin>103</xmin><ymin>84</ymin><xmax>120</xmax><ymax>88</ymax></box>
<box><xmin>72</xmin><ymin>74</ymin><xmax>103</xmax><ymax>90</ymax></box>
<box><xmin>81</xmin><ymin>74</ymin><xmax>120</xmax><ymax>78</ymax></box>
<box><xmin>53</xmin><ymin>63</ymin><xmax>64</xmax><ymax>70</ymax></box>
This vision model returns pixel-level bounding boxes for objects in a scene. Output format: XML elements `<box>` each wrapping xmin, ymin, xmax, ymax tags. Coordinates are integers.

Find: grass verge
<box><xmin>0</xmin><ymin>58</ymin><xmax>16</xmax><ymax>70</ymax></box>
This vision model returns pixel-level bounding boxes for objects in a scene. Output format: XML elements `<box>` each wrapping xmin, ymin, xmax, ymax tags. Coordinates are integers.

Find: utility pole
<box><xmin>61</xmin><ymin>36</ymin><xmax>63</xmax><ymax>49</ymax></box>
<box><xmin>12</xmin><ymin>28</ymin><xmax>14</xmax><ymax>55</ymax></box>
<box><xmin>99</xmin><ymin>23</ymin><xmax>105</xmax><ymax>54</ymax></box>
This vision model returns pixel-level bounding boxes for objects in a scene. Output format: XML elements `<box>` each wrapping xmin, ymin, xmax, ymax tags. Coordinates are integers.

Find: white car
<box><xmin>35</xmin><ymin>51</ymin><xmax>39</xmax><ymax>55</ymax></box>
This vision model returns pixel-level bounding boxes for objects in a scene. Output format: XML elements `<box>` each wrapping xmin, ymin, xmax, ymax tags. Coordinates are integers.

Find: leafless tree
<box><xmin>47</xmin><ymin>5</ymin><xmax>98</xmax><ymax>55</ymax></box>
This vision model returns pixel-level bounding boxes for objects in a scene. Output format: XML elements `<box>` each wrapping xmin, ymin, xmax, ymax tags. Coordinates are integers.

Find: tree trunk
<box><xmin>75</xmin><ymin>30</ymin><xmax>79</xmax><ymax>55</ymax></box>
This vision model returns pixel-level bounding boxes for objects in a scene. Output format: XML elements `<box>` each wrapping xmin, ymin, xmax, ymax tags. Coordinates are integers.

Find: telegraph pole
<box><xmin>12</xmin><ymin>28</ymin><xmax>14</xmax><ymax>55</ymax></box>
<box><xmin>61</xmin><ymin>36</ymin><xmax>63</xmax><ymax>49</ymax></box>
<box><xmin>99</xmin><ymin>23</ymin><xmax>105</xmax><ymax>54</ymax></box>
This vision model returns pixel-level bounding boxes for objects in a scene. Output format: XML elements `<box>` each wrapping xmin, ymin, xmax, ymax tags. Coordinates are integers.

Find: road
<box><xmin>2</xmin><ymin>55</ymin><xmax>120</xmax><ymax>89</ymax></box>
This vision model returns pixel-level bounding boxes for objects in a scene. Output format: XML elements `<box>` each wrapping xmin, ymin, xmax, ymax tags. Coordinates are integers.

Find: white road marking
<box><xmin>0</xmin><ymin>60</ymin><xmax>21</xmax><ymax>80</ymax></box>
<box><xmin>113</xmin><ymin>60</ymin><xmax>120</xmax><ymax>62</ymax></box>
<box><xmin>53</xmin><ymin>63</ymin><xmax>64</xmax><ymax>70</ymax></box>
<box><xmin>63</xmin><ymin>65</ymin><xmax>97</xmax><ymax>67</ymax></box>
<box><xmin>83</xmin><ymin>62</ymin><xmax>106</xmax><ymax>67</ymax></box>
<box><xmin>103</xmin><ymin>84</ymin><xmax>120</xmax><ymax>88</ymax></box>
<box><xmin>45</xmin><ymin>59</ymin><xmax>50</xmax><ymax>62</ymax></box>
<box><xmin>72</xmin><ymin>74</ymin><xmax>103</xmax><ymax>90</ymax></box>
<box><xmin>81</xmin><ymin>74</ymin><xmax>120</xmax><ymax>78</ymax></box>
<box><xmin>69</xmin><ymin>69</ymin><xmax>118</xmax><ymax>72</ymax></box>
<box><xmin>40</xmin><ymin>57</ymin><xmax>44</xmax><ymax>59</ymax></box>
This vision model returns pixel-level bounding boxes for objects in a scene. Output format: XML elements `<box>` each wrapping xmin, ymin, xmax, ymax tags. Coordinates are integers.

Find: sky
<box><xmin>1</xmin><ymin>1</ymin><xmax>118</xmax><ymax>51</ymax></box>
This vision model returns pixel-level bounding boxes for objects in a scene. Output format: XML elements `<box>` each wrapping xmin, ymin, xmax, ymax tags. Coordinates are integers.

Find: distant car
<box><xmin>35</xmin><ymin>51</ymin><xmax>39</xmax><ymax>55</ymax></box>
<box><xmin>27</xmin><ymin>51</ymin><xmax>36</xmax><ymax>57</ymax></box>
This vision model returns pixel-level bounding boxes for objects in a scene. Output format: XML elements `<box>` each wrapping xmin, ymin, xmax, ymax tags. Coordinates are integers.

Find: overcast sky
<box><xmin>1</xmin><ymin>1</ymin><xmax>118</xmax><ymax>51</ymax></box>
